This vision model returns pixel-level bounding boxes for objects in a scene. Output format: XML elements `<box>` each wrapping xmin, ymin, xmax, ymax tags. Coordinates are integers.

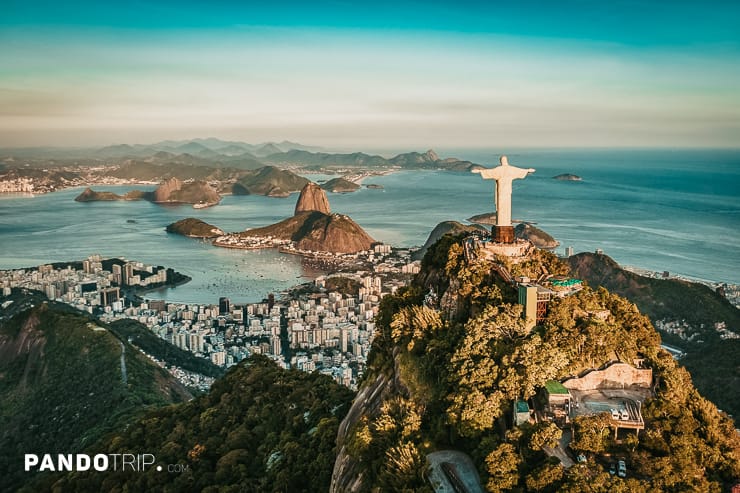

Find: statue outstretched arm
<box><xmin>513</xmin><ymin>167</ymin><xmax>536</xmax><ymax>179</ymax></box>
<box><xmin>472</xmin><ymin>168</ymin><xmax>498</xmax><ymax>179</ymax></box>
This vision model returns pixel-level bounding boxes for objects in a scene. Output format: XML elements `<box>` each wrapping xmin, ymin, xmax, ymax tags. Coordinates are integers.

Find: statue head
<box><xmin>500</xmin><ymin>155</ymin><xmax>509</xmax><ymax>166</ymax></box>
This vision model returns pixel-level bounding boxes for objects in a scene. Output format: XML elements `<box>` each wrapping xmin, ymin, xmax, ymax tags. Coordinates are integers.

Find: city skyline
<box><xmin>2</xmin><ymin>0</ymin><xmax>739</xmax><ymax>149</ymax></box>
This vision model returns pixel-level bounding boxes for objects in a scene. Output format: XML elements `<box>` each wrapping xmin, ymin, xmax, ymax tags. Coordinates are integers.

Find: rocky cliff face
<box><xmin>295</xmin><ymin>182</ymin><xmax>331</xmax><ymax>214</ymax></box>
<box><xmin>330</xmin><ymin>348</ymin><xmax>406</xmax><ymax>493</ymax></box>
<box><xmin>294</xmin><ymin>212</ymin><xmax>374</xmax><ymax>253</ymax></box>
<box><xmin>152</xmin><ymin>177</ymin><xmax>183</xmax><ymax>202</ymax></box>
<box><xmin>244</xmin><ymin>211</ymin><xmax>374</xmax><ymax>254</ymax></box>
<box><xmin>169</xmin><ymin>180</ymin><xmax>221</xmax><ymax>205</ymax></box>
<box><xmin>152</xmin><ymin>178</ymin><xmax>220</xmax><ymax>206</ymax></box>
<box><xmin>241</xmin><ymin>184</ymin><xmax>374</xmax><ymax>253</ymax></box>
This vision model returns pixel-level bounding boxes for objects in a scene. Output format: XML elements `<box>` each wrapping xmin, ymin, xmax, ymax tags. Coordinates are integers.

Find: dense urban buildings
<box><xmin>1</xmin><ymin>252</ymin><xmax>419</xmax><ymax>390</ymax></box>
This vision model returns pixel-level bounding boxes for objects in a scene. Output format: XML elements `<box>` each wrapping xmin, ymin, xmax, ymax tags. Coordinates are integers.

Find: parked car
<box><xmin>609</xmin><ymin>463</ymin><xmax>616</xmax><ymax>475</ymax></box>
<box><xmin>620</xmin><ymin>409</ymin><xmax>629</xmax><ymax>420</ymax></box>
<box><xmin>617</xmin><ymin>460</ymin><xmax>627</xmax><ymax>478</ymax></box>
<box><xmin>610</xmin><ymin>409</ymin><xmax>620</xmax><ymax>420</ymax></box>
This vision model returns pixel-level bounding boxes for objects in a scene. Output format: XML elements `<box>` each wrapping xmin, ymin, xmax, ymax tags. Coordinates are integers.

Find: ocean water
<box><xmin>0</xmin><ymin>149</ymin><xmax>738</xmax><ymax>303</ymax></box>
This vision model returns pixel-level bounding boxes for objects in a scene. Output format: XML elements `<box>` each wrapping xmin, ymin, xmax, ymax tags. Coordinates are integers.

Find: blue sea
<box><xmin>0</xmin><ymin>148</ymin><xmax>738</xmax><ymax>303</ymax></box>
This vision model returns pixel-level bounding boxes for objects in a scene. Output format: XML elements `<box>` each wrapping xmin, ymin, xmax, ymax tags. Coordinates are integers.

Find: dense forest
<box><xmin>336</xmin><ymin>234</ymin><xmax>740</xmax><ymax>491</ymax></box>
<box><xmin>0</xmin><ymin>291</ymin><xmax>190</xmax><ymax>492</ymax></box>
<box><xmin>34</xmin><ymin>356</ymin><xmax>354</xmax><ymax>493</ymax></box>
<box><xmin>568</xmin><ymin>252</ymin><xmax>740</xmax><ymax>419</ymax></box>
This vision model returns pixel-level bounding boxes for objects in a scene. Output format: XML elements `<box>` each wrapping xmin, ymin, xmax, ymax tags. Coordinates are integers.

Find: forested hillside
<box><xmin>38</xmin><ymin>356</ymin><xmax>354</xmax><ymax>493</ymax></box>
<box><xmin>331</xmin><ymin>235</ymin><xmax>740</xmax><ymax>492</ymax></box>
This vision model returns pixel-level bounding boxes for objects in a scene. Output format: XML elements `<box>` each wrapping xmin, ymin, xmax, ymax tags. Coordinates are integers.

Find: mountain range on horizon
<box><xmin>0</xmin><ymin>138</ymin><xmax>483</xmax><ymax>175</ymax></box>
<box><xmin>0</xmin><ymin>138</ymin><xmax>325</xmax><ymax>160</ymax></box>
<box><xmin>92</xmin><ymin>138</ymin><xmax>325</xmax><ymax>160</ymax></box>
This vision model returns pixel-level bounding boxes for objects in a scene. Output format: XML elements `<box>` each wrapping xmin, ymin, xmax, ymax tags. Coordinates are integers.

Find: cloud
<box><xmin>0</xmin><ymin>25</ymin><xmax>738</xmax><ymax>147</ymax></box>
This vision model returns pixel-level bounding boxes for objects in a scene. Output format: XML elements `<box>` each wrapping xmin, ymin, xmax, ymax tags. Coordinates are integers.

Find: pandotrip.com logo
<box><xmin>25</xmin><ymin>454</ymin><xmax>189</xmax><ymax>473</ymax></box>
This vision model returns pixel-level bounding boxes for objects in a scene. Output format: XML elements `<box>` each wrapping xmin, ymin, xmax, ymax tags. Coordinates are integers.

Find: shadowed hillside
<box><xmin>39</xmin><ymin>356</ymin><xmax>354</xmax><ymax>493</ymax></box>
<box><xmin>0</xmin><ymin>290</ymin><xmax>191</xmax><ymax>492</ymax></box>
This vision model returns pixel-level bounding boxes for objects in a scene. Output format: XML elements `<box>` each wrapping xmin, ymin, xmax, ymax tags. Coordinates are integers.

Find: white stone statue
<box><xmin>473</xmin><ymin>155</ymin><xmax>535</xmax><ymax>227</ymax></box>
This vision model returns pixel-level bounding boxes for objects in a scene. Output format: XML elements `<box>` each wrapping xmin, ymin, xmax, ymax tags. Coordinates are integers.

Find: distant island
<box><xmin>553</xmin><ymin>173</ymin><xmax>582</xmax><ymax>181</ymax></box>
<box><xmin>72</xmin><ymin>166</ymin><xmax>313</xmax><ymax>207</ymax></box>
<box><xmin>152</xmin><ymin>177</ymin><xmax>221</xmax><ymax>206</ymax></box>
<box><xmin>320</xmin><ymin>177</ymin><xmax>360</xmax><ymax>193</ymax></box>
<box><xmin>75</xmin><ymin>177</ymin><xmax>221</xmax><ymax>208</ymax></box>
<box><xmin>166</xmin><ymin>218</ymin><xmax>225</xmax><ymax>238</ymax></box>
<box><xmin>75</xmin><ymin>188</ymin><xmax>151</xmax><ymax>202</ymax></box>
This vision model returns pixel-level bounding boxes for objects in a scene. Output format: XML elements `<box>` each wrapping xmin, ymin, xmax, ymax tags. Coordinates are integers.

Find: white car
<box><xmin>620</xmin><ymin>409</ymin><xmax>629</xmax><ymax>420</ymax></box>
<box><xmin>611</xmin><ymin>409</ymin><xmax>620</xmax><ymax>420</ymax></box>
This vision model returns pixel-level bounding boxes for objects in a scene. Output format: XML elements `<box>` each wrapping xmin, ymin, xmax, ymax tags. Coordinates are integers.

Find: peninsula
<box><xmin>166</xmin><ymin>218</ymin><xmax>225</xmax><ymax>238</ymax></box>
<box><xmin>320</xmin><ymin>177</ymin><xmax>360</xmax><ymax>193</ymax></box>
<box><xmin>515</xmin><ymin>222</ymin><xmax>560</xmax><ymax>249</ymax></box>
<box><xmin>214</xmin><ymin>182</ymin><xmax>375</xmax><ymax>254</ymax></box>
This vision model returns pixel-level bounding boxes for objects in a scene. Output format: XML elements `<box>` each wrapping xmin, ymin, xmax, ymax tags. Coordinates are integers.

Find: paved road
<box><xmin>543</xmin><ymin>430</ymin><xmax>575</xmax><ymax>468</ymax></box>
<box><xmin>427</xmin><ymin>450</ymin><xmax>484</xmax><ymax>493</ymax></box>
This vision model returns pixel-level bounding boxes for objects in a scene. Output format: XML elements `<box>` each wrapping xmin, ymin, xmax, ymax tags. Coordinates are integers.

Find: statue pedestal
<box><xmin>492</xmin><ymin>225</ymin><xmax>515</xmax><ymax>244</ymax></box>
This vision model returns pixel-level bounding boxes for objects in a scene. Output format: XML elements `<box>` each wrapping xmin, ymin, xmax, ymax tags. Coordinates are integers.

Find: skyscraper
<box><xmin>219</xmin><ymin>297</ymin><xmax>231</xmax><ymax>315</ymax></box>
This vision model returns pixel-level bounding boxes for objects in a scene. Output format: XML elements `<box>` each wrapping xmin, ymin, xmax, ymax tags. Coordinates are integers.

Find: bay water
<box><xmin>0</xmin><ymin>148</ymin><xmax>738</xmax><ymax>303</ymax></box>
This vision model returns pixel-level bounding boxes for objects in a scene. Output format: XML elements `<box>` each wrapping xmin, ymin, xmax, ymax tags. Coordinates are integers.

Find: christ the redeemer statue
<box><xmin>473</xmin><ymin>155</ymin><xmax>535</xmax><ymax>243</ymax></box>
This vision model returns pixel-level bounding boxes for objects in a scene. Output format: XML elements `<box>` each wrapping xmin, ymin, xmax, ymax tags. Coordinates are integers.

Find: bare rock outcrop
<box><xmin>152</xmin><ymin>177</ymin><xmax>183</xmax><ymax>203</ymax></box>
<box><xmin>152</xmin><ymin>178</ymin><xmax>221</xmax><ymax>206</ymax></box>
<box><xmin>243</xmin><ymin>211</ymin><xmax>374</xmax><ymax>254</ymax></box>
<box><xmin>294</xmin><ymin>182</ymin><xmax>331</xmax><ymax>215</ymax></box>
<box><xmin>330</xmin><ymin>348</ymin><xmax>406</xmax><ymax>493</ymax></box>
<box><xmin>240</xmin><ymin>182</ymin><xmax>374</xmax><ymax>254</ymax></box>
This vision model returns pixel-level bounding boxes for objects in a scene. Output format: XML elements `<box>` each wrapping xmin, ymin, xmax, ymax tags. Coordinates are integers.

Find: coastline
<box><xmin>623</xmin><ymin>265</ymin><xmax>740</xmax><ymax>308</ymax></box>
<box><xmin>2</xmin><ymin>164</ymin><xmax>738</xmax><ymax>287</ymax></box>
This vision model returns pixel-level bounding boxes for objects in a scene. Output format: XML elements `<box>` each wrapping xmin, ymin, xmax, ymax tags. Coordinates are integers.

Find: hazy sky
<box><xmin>1</xmin><ymin>1</ymin><xmax>739</xmax><ymax>149</ymax></box>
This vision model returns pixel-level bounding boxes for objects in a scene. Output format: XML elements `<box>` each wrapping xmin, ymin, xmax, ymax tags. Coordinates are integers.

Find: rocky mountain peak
<box><xmin>295</xmin><ymin>182</ymin><xmax>331</xmax><ymax>215</ymax></box>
